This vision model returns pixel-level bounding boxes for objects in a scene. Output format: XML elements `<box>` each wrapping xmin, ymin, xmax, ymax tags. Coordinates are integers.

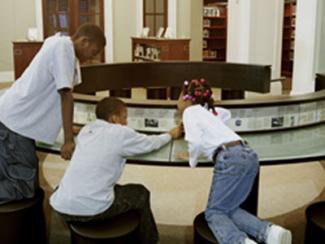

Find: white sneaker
<box><xmin>244</xmin><ymin>237</ymin><xmax>257</xmax><ymax>244</ymax></box>
<box><xmin>266</xmin><ymin>225</ymin><xmax>292</xmax><ymax>244</ymax></box>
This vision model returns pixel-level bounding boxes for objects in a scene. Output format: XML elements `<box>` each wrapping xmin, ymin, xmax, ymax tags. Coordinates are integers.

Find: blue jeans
<box><xmin>0</xmin><ymin>122</ymin><xmax>38</xmax><ymax>204</ymax></box>
<box><xmin>205</xmin><ymin>144</ymin><xmax>271</xmax><ymax>244</ymax></box>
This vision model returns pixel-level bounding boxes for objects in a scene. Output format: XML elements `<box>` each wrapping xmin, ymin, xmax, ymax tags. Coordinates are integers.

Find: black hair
<box><xmin>72</xmin><ymin>23</ymin><xmax>106</xmax><ymax>47</ymax></box>
<box><xmin>182</xmin><ymin>79</ymin><xmax>217</xmax><ymax>115</ymax></box>
<box><xmin>96</xmin><ymin>97</ymin><xmax>126</xmax><ymax>120</ymax></box>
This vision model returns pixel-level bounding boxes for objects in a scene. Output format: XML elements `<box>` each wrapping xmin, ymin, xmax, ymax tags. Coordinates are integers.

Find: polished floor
<box><xmin>40</xmin><ymin>154</ymin><xmax>325</xmax><ymax>244</ymax></box>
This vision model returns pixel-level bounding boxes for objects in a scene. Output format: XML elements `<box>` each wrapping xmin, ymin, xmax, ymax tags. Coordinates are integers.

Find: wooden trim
<box><xmin>143</xmin><ymin>0</ymin><xmax>168</xmax><ymax>36</ymax></box>
<box><xmin>75</xmin><ymin>61</ymin><xmax>270</xmax><ymax>93</ymax></box>
<box><xmin>42</xmin><ymin>0</ymin><xmax>104</xmax><ymax>37</ymax></box>
<box><xmin>73</xmin><ymin>88</ymin><xmax>325</xmax><ymax>109</ymax></box>
<box><xmin>70</xmin><ymin>0</ymin><xmax>78</xmax><ymax>34</ymax></box>
<box><xmin>42</xmin><ymin>0</ymin><xmax>48</xmax><ymax>37</ymax></box>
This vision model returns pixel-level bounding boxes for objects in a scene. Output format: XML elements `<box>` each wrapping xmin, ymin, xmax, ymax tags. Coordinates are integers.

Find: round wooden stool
<box><xmin>194</xmin><ymin>212</ymin><xmax>219</xmax><ymax>244</ymax></box>
<box><xmin>305</xmin><ymin>201</ymin><xmax>325</xmax><ymax>244</ymax></box>
<box><xmin>0</xmin><ymin>188</ymin><xmax>46</xmax><ymax>244</ymax></box>
<box><xmin>69</xmin><ymin>210</ymin><xmax>140</xmax><ymax>244</ymax></box>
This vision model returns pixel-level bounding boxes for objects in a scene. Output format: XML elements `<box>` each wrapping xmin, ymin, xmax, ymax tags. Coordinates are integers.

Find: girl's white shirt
<box><xmin>182</xmin><ymin>105</ymin><xmax>241</xmax><ymax>167</ymax></box>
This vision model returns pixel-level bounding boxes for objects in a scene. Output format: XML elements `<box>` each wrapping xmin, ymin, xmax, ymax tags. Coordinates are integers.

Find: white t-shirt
<box><xmin>183</xmin><ymin>105</ymin><xmax>241</xmax><ymax>168</ymax></box>
<box><xmin>50</xmin><ymin>119</ymin><xmax>171</xmax><ymax>216</ymax></box>
<box><xmin>0</xmin><ymin>33</ymin><xmax>81</xmax><ymax>144</ymax></box>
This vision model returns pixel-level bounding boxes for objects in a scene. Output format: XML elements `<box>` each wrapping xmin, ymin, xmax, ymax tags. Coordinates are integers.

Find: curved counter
<box><xmin>33</xmin><ymin>89</ymin><xmax>325</xmax><ymax>215</ymax></box>
<box><xmin>1</xmin><ymin>64</ymin><xmax>324</xmax><ymax>218</ymax></box>
<box><xmin>34</xmin><ymin>89</ymin><xmax>325</xmax><ymax>166</ymax></box>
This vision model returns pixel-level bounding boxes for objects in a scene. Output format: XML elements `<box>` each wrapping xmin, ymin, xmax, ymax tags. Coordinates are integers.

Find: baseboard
<box><xmin>0</xmin><ymin>71</ymin><xmax>14</xmax><ymax>82</ymax></box>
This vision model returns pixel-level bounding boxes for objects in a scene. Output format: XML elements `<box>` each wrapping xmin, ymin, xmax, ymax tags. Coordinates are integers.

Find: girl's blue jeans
<box><xmin>205</xmin><ymin>143</ymin><xmax>271</xmax><ymax>244</ymax></box>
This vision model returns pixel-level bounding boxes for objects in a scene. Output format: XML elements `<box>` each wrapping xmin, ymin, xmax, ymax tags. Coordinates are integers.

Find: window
<box><xmin>42</xmin><ymin>0</ymin><xmax>104</xmax><ymax>37</ymax></box>
<box><xmin>143</xmin><ymin>0</ymin><xmax>168</xmax><ymax>37</ymax></box>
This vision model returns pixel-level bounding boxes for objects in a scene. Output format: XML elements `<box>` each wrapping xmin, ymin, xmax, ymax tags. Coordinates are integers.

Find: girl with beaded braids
<box><xmin>177</xmin><ymin>79</ymin><xmax>292</xmax><ymax>244</ymax></box>
<box><xmin>182</xmin><ymin>78</ymin><xmax>216</xmax><ymax>114</ymax></box>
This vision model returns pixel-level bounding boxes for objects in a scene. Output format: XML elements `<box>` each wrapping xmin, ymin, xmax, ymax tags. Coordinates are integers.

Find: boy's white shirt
<box><xmin>182</xmin><ymin>105</ymin><xmax>241</xmax><ymax>168</ymax></box>
<box><xmin>50</xmin><ymin>119</ymin><xmax>171</xmax><ymax>216</ymax></box>
<box><xmin>0</xmin><ymin>33</ymin><xmax>81</xmax><ymax>144</ymax></box>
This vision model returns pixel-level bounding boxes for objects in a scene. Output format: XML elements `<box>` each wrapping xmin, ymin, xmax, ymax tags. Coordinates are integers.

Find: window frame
<box><xmin>42</xmin><ymin>0</ymin><xmax>104</xmax><ymax>38</ymax></box>
<box><xmin>143</xmin><ymin>0</ymin><xmax>168</xmax><ymax>37</ymax></box>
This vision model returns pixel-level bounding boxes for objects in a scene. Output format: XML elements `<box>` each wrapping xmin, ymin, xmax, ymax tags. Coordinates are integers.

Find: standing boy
<box><xmin>0</xmin><ymin>24</ymin><xmax>106</xmax><ymax>204</ymax></box>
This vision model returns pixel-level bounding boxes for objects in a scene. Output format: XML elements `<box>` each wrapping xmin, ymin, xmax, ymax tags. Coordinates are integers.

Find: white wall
<box><xmin>176</xmin><ymin>0</ymin><xmax>202</xmax><ymax>61</ymax></box>
<box><xmin>111</xmin><ymin>0</ymin><xmax>138</xmax><ymax>62</ymax></box>
<box><xmin>315</xmin><ymin>0</ymin><xmax>325</xmax><ymax>73</ymax></box>
<box><xmin>249</xmin><ymin>0</ymin><xmax>283</xmax><ymax>79</ymax></box>
<box><xmin>227</xmin><ymin>0</ymin><xmax>251</xmax><ymax>63</ymax></box>
<box><xmin>108</xmin><ymin>0</ymin><xmax>201</xmax><ymax>62</ymax></box>
<box><xmin>227</xmin><ymin>0</ymin><xmax>284</xmax><ymax>79</ymax></box>
<box><xmin>189</xmin><ymin>0</ymin><xmax>203</xmax><ymax>61</ymax></box>
<box><xmin>0</xmin><ymin>0</ymin><xmax>36</xmax><ymax>81</ymax></box>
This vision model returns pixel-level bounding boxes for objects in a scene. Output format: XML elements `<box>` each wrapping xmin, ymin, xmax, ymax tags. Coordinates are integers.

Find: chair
<box><xmin>0</xmin><ymin>188</ymin><xmax>47</xmax><ymax>244</ymax></box>
<box><xmin>193</xmin><ymin>212</ymin><xmax>219</xmax><ymax>244</ymax></box>
<box><xmin>305</xmin><ymin>201</ymin><xmax>325</xmax><ymax>244</ymax></box>
<box><xmin>69</xmin><ymin>210</ymin><xmax>140</xmax><ymax>244</ymax></box>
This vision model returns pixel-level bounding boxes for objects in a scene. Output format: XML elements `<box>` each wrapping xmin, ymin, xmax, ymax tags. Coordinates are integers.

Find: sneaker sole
<box><xmin>279</xmin><ymin>230</ymin><xmax>292</xmax><ymax>244</ymax></box>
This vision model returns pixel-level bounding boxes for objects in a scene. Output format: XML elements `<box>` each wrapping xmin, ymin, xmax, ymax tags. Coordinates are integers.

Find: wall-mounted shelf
<box><xmin>281</xmin><ymin>0</ymin><xmax>296</xmax><ymax>84</ymax></box>
<box><xmin>202</xmin><ymin>0</ymin><xmax>228</xmax><ymax>62</ymax></box>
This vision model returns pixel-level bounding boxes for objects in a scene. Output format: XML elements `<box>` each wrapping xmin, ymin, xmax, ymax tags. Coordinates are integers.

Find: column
<box><xmin>291</xmin><ymin>0</ymin><xmax>321</xmax><ymax>94</ymax></box>
<box><xmin>227</xmin><ymin>0</ymin><xmax>284</xmax><ymax>80</ymax></box>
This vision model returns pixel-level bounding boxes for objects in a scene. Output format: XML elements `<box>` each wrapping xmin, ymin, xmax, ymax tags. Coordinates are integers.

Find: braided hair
<box><xmin>182</xmin><ymin>79</ymin><xmax>217</xmax><ymax>116</ymax></box>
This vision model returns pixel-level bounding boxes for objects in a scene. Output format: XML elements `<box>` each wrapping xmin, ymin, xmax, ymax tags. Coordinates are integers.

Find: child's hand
<box><xmin>61</xmin><ymin>141</ymin><xmax>75</xmax><ymax>160</ymax></box>
<box><xmin>180</xmin><ymin>122</ymin><xmax>184</xmax><ymax>132</ymax></box>
<box><xmin>168</xmin><ymin>125</ymin><xmax>182</xmax><ymax>139</ymax></box>
<box><xmin>176</xmin><ymin>151</ymin><xmax>189</xmax><ymax>160</ymax></box>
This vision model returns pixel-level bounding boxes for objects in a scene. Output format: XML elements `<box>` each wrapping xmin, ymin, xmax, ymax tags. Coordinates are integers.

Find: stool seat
<box><xmin>305</xmin><ymin>201</ymin><xmax>325</xmax><ymax>244</ymax></box>
<box><xmin>0</xmin><ymin>188</ymin><xmax>46</xmax><ymax>244</ymax></box>
<box><xmin>0</xmin><ymin>191</ymin><xmax>42</xmax><ymax>213</ymax></box>
<box><xmin>69</xmin><ymin>210</ymin><xmax>140</xmax><ymax>244</ymax></box>
<box><xmin>194</xmin><ymin>212</ymin><xmax>219</xmax><ymax>244</ymax></box>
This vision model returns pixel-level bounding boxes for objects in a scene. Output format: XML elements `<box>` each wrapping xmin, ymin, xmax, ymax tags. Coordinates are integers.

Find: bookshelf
<box><xmin>128</xmin><ymin>37</ymin><xmax>190</xmax><ymax>99</ymax></box>
<box><xmin>203</xmin><ymin>0</ymin><xmax>228</xmax><ymax>62</ymax></box>
<box><xmin>132</xmin><ymin>37</ymin><xmax>190</xmax><ymax>62</ymax></box>
<box><xmin>281</xmin><ymin>0</ymin><xmax>296</xmax><ymax>89</ymax></box>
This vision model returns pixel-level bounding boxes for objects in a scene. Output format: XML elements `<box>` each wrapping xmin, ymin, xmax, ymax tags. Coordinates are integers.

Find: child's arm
<box><xmin>59</xmin><ymin>88</ymin><xmax>75</xmax><ymax>160</ymax></box>
<box><xmin>215</xmin><ymin>107</ymin><xmax>231</xmax><ymax>122</ymax></box>
<box><xmin>120</xmin><ymin>125</ymin><xmax>181</xmax><ymax>157</ymax></box>
<box><xmin>168</xmin><ymin>125</ymin><xmax>183</xmax><ymax>139</ymax></box>
<box><xmin>183</xmin><ymin>110</ymin><xmax>203</xmax><ymax>168</ymax></box>
<box><xmin>187</xmin><ymin>141</ymin><xmax>202</xmax><ymax>168</ymax></box>
<box><xmin>53</xmin><ymin>40</ymin><xmax>77</xmax><ymax>160</ymax></box>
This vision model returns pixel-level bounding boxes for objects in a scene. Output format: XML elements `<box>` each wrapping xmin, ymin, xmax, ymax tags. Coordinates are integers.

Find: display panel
<box><xmin>73</xmin><ymin>101</ymin><xmax>325</xmax><ymax>132</ymax></box>
<box><xmin>1</xmin><ymin>87</ymin><xmax>325</xmax><ymax>165</ymax></box>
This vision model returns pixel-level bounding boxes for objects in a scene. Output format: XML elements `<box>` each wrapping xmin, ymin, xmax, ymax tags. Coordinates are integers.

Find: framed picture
<box><xmin>27</xmin><ymin>27</ymin><xmax>38</xmax><ymax>41</ymax></box>
<box><xmin>141</xmin><ymin>27</ymin><xmax>150</xmax><ymax>37</ymax></box>
<box><xmin>156</xmin><ymin>27</ymin><xmax>164</xmax><ymax>38</ymax></box>
<box><xmin>164</xmin><ymin>27</ymin><xmax>174</xmax><ymax>38</ymax></box>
